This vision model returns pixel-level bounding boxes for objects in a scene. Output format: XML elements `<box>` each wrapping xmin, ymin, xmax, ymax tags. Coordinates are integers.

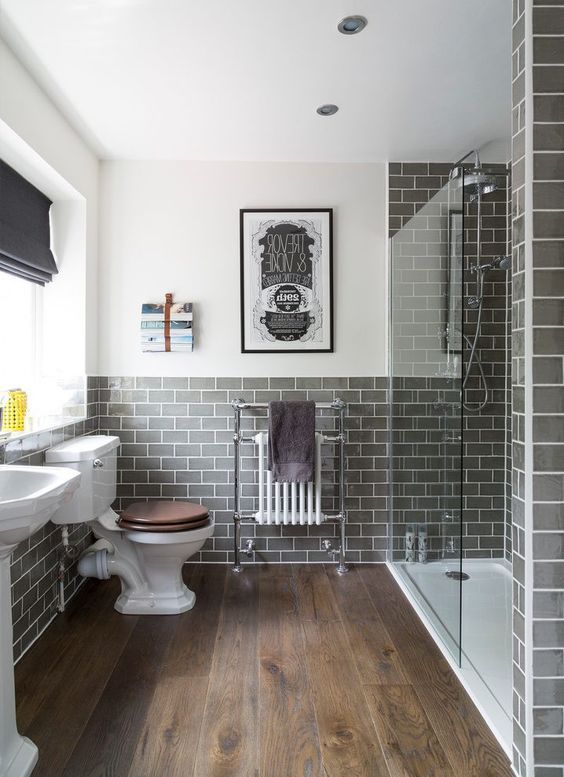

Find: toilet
<box><xmin>46</xmin><ymin>435</ymin><xmax>214</xmax><ymax>615</ymax></box>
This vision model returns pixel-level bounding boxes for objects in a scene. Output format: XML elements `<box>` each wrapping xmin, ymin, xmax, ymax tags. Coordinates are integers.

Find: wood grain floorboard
<box><xmin>363</xmin><ymin>684</ymin><xmax>454</xmax><ymax>777</ymax></box>
<box><xmin>357</xmin><ymin>566</ymin><xmax>461</xmax><ymax>684</ymax></box>
<box><xmin>163</xmin><ymin>563</ymin><xmax>227</xmax><ymax>678</ymax></box>
<box><xmin>326</xmin><ymin>566</ymin><xmax>408</xmax><ymax>685</ymax></box>
<box><xmin>61</xmin><ymin>614</ymin><xmax>180</xmax><ymax>777</ymax></box>
<box><xmin>59</xmin><ymin>568</ymin><xmax>196</xmax><ymax>777</ymax></box>
<box><xmin>302</xmin><ymin>618</ymin><xmax>390</xmax><ymax>777</ymax></box>
<box><xmin>358</xmin><ymin>566</ymin><xmax>513</xmax><ymax>777</ymax></box>
<box><xmin>411</xmin><ymin>680</ymin><xmax>514</xmax><ymax>777</ymax></box>
<box><xmin>294</xmin><ymin>563</ymin><xmax>341</xmax><ymax>622</ymax></box>
<box><xmin>192</xmin><ymin>568</ymin><xmax>260</xmax><ymax>777</ymax></box>
<box><xmin>16</xmin><ymin>580</ymin><xmax>138</xmax><ymax>777</ymax></box>
<box><xmin>258</xmin><ymin>568</ymin><xmax>322</xmax><ymax>777</ymax></box>
<box><xmin>16</xmin><ymin>579</ymin><xmax>124</xmax><ymax>726</ymax></box>
<box><xmin>125</xmin><ymin>676</ymin><xmax>209</xmax><ymax>777</ymax></box>
<box><xmin>14</xmin><ymin>564</ymin><xmax>512</xmax><ymax>777</ymax></box>
<box><xmin>125</xmin><ymin>564</ymin><xmax>226</xmax><ymax>777</ymax></box>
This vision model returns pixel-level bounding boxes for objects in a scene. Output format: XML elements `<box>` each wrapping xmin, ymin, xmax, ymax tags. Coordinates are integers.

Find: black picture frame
<box><xmin>240</xmin><ymin>208</ymin><xmax>334</xmax><ymax>353</ymax></box>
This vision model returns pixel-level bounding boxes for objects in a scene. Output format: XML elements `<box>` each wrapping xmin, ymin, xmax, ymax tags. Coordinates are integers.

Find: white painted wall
<box><xmin>0</xmin><ymin>36</ymin><xmax>99</xmax><ymax>375</ymax></box>
<box><xmin>98</xmin><ymin>160</ymin><xmax>386</xmax><ymax>377</ymax></box>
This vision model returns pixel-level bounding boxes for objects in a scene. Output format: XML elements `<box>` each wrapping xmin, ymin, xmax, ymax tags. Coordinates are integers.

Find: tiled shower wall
<box><xmin>2</xmin><ymin>378</ymin><xmax>98</xmax><ymax>661</ymax></box>
<box><xmin>389</xmin><ymin>376</ymin><xmax>508</xmax><ymax>559</ymax></box>
<box><xmin>97</xmin><ymin>376</ymin><xmax>389</xmax><ymax>564</ymax></box>
<box><xmin>388</xmin><ymin>162</ymin><xmax>512</xmax><ymax>561</ymax></box>
<box><xmin>512</xmin><ymin>1</ymin><xmax>564</xmax><ymax>774</ymax></box>
<box><xmin>512</xmin><ymin>2</ymin><xmax>528</xmax><ymax>762</ymax></box>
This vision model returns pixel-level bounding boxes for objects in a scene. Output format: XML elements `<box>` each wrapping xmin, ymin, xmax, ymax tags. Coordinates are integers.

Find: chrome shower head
<box><xmin>493</xmin><ymin>255</ymin><xmax>511</xmax><ymax>271</ymax></box>
<box><xmin>478</xmin><ymin>255</ymin><xmax>512</xmax><ymax>272</ymax></box>
<box><xmin>462</xmin><ymin>170</ymin><xmax>498</xmax><ymax>201</ymax></box>
<box><xmin>449</xmin><ymin>156</ymin><xmax>506</xmax><ymax>202</ymax></box>
<box><xmin>449</xmin><ymin>166</ymin><xmax>498</xmax><ymax>201</ymax></box>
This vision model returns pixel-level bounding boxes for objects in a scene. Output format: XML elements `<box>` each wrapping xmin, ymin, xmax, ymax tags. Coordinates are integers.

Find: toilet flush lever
<box><xmin>93</xmin><ymin>459</ymin><xmax>104</xmax><ymax>468</ymax></box>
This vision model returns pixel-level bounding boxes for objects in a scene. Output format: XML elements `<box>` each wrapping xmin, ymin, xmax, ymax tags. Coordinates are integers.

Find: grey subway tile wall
<box><xmin>513</xmin><ymin>0</ymin><xmax>564</xmax><ymax>773</ymax></box>
<box><xmin>389</xmin><ymin>162</ymin><xmax>512</xmax><ymax>561</ymax></box>
<box><xmin>389</xmin><ymin>375</ymin><xmax>509</xmax><ymax>559</ymax></box>
<box><xmin>512</xmin><ymin>2</ymin><xmax>529</xmax><ymax>768</ymax></box>
<box><xmin>3</xmin><ymin>377</ymin><xmax>98</xmax><ymax>661</ymax></box>
<box><xmin>532</xmin><ymin>0</ymin><xmax>564</xmax><ymax>771</ymax></box>
<box><xmin>97</xmin><ymin>376</ymin><xmax>389</xmax><ymax>564</ymax></box>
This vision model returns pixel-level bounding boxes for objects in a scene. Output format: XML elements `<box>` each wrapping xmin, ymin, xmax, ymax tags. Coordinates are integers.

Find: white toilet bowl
<box><xmin>78</xmin><ymin>508</ymin><xmax>214</xmax><ymax>614</ymax></box>
<box><xmin>46</xmin><ymin>436</ymin><xmax>214</xmax><ymax>615</ymax></box>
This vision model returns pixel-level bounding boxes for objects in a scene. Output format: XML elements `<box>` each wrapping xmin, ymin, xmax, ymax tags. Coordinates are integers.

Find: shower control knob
<box><xmin>93</xmin><ymin>459</ymin><xmax>104</xmax><ymax>469</ymax></box>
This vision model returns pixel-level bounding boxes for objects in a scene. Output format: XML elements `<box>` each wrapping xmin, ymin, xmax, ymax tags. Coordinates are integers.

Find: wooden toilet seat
<box><xmin>117</xmin><ymin>500</ymin><xmax>210</xmax><ymax>533</ymax></box>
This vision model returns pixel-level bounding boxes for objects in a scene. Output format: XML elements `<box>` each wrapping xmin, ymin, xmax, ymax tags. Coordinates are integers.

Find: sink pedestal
<box><xmin>0</xmin><ymin>463</ymin><xmax>81</xmax><ymax>776</ymax></box>
<box><xmin>0</xmin><ymin>552</ymin><xmax>38</xmax><ymax>777</ymax></box>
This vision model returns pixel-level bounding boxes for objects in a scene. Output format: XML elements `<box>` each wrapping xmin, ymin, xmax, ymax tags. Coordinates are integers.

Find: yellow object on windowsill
<box><xmin>2</xmin><ymin>389</ymin><xmax>27</xmax><ymax>432</ymax></box>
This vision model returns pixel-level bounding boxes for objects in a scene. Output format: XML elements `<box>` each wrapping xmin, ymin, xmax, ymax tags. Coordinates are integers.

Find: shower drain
<box><xmin>445</xmin><ymin>570</ymin><xmax>470</xmax><ymax>581</ymax></box>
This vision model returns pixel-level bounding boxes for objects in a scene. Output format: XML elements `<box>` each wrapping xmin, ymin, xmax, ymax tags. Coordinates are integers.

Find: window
<box><xmin>0</xmin><ymin>271</ymin><xmax>39</xmax><ymax>391</ymax></box>
<box><xmin>0</xmin><ymin>158</ymin><xmax>87</xmax><ymax>430</ymax></box>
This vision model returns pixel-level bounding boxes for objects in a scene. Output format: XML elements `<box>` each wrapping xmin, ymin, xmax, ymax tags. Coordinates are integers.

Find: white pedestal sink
<box><xmin>0</xmin><ymin>464</ymin><xmax>80</xmax><ymax>777</ymax></box>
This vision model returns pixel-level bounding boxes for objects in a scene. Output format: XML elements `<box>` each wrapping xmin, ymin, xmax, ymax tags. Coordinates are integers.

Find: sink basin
<box><xmin>0</xmin><ymin>465</ymin><xmax>81</xmax><ymax>553</ymax></box>
<box><xmin>0</xmin><ymin>464</ymin><xmax>80</xmax><ymax>777</ymax></box>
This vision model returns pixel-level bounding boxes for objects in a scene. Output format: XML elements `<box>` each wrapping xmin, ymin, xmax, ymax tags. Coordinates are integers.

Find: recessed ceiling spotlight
<box><xmin>338</xmin><ymin>15</ymin><xmax>368</xmax><ymax>34</ymax></box>
<box><xmin>316</xmin><ymin>104</ymin><xmax>339</xmax><ymax>116</ymax></box>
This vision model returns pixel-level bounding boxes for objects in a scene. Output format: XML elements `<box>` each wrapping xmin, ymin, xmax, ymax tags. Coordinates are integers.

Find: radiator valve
<box><xmin>240</xmin><ymin>539</ymin><xmax>256</xmax><ymax>557</ymax></box>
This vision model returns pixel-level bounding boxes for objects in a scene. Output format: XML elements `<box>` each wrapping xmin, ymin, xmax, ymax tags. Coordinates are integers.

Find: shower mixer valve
<box><xmin>437</xmin><ymin>326</ymin><xmax>449</xmax><ymax>341</ymax></box>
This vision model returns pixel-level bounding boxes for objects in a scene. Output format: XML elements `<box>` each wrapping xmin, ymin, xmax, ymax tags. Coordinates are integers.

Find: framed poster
<box><xmin>240</xmin><ymin>209</ymin><xmax>333</xmax><ymax>353</ymax></box>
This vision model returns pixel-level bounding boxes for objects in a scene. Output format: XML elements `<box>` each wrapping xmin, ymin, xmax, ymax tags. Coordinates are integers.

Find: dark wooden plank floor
<box><xmin>15</xmin><ymin>564</ymin><xmax>513</xmax><ymax>777</ymax></box>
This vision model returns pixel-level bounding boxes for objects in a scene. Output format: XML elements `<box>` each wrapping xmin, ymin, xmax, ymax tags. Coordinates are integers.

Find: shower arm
<box><xmin>450</xmin><ymin>148</ymin><xmax>481</xmax><ymax>177</ymax></box>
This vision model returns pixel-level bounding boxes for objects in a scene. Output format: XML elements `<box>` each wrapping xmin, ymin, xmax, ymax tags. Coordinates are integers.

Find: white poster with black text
<box><xmin>240</xmin><ymin>209</ymin><xmax>333</xmax><ymax>353</ymax></box>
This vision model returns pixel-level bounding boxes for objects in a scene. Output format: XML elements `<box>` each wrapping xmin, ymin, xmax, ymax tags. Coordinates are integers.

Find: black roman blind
<box><xmin>0</xmin><ymin>159</ymin><xmax>58</xmax><ymax>285</ymax></box>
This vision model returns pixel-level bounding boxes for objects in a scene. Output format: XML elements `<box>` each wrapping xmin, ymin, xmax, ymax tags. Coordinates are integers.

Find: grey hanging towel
<box><xmin>268</xmin><ymin>400</ymin><xmax>316</xmax><ymax>483</ymax></box>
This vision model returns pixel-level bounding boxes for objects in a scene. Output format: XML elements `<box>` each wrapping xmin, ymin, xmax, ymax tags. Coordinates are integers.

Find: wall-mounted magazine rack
<box><xmin>140</xmin><ymin>293</ymin><xmax>193</xmax><ymax>352</ymax></box>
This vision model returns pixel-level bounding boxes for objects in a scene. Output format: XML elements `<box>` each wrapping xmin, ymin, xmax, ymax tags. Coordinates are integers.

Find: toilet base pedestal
<box><xmin>114</xmin><ymin>584</ymin><xmax>196</xmax><ymax>615</ymax></box>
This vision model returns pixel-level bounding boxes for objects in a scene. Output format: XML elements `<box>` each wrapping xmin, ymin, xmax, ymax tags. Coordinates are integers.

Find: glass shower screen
<box><xmin>388</xmin><ymin>174</ymin><xmax>464</xmax><ymax>664</ymax></box>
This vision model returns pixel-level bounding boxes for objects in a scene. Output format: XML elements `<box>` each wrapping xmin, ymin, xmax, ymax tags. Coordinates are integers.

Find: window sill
<box><xmin>1</xmin><ymin>415</ymin><xmax>86</xmax><ymax>440</ymax></box>
<box><xmin>0</xmin><ymin>416</ymin><xmax>88</xmax><ymax>464</ymax></box>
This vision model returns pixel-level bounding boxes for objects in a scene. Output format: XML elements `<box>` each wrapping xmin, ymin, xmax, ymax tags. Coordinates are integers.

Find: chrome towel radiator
<box><xmin>231</xmin><ymin>398</ymin><xmax>348</xmax><ymax>574</ymax></box>
<box><xmin>252</xmin><ymin>432</ymin><xmax>325</xmax><ymax>526</ymax></box>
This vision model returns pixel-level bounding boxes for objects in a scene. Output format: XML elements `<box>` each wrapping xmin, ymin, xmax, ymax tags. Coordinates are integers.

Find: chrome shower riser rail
<box><xmin>231</xmin><ymin>397</ymin><xmax>348</xmax><ymax>574</ymax></box>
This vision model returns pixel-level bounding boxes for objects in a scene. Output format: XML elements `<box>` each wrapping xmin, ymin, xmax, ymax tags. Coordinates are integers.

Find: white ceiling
<box><xmin>0</xmin><ymin>0</ymin><xmax>512</xmax><ymax>162</ymax></box>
